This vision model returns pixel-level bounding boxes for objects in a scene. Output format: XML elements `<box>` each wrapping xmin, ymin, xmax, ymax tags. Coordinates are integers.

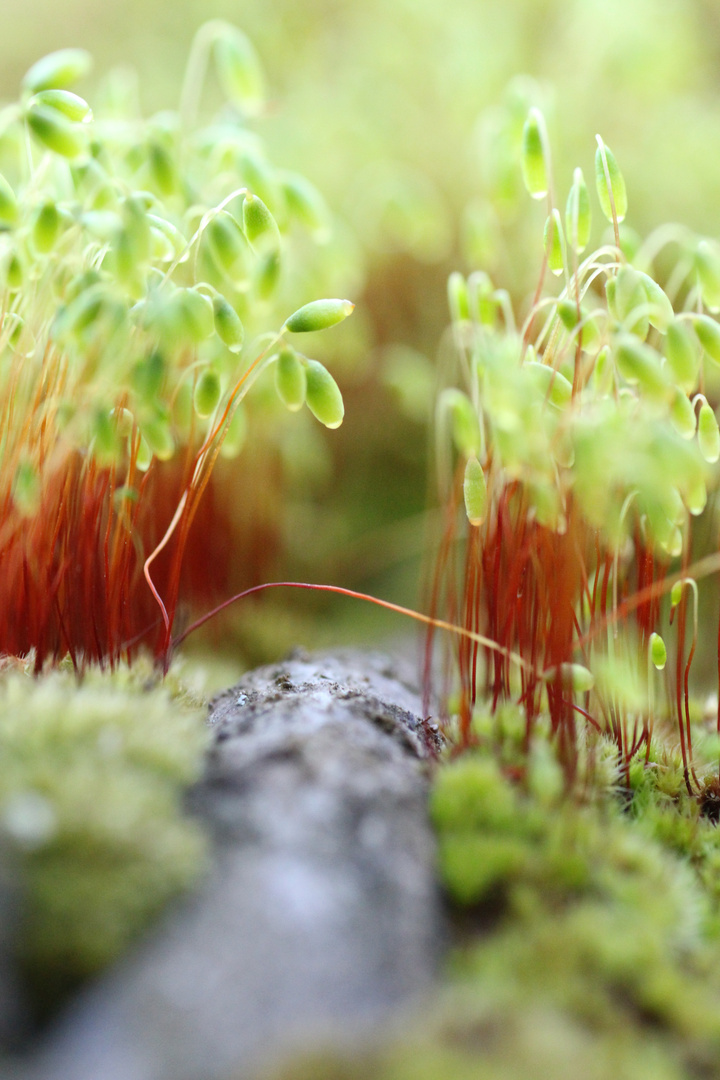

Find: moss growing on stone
<box><xmin>0</xmin><ymin>658</ymin><xmax>209</xmax><ymax>1011</ymax></box>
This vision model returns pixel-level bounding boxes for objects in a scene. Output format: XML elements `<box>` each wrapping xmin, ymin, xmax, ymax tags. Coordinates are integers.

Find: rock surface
<box><xmin>20</xmin><ymin>649</ymin><xmax>444</xmax><ymax>1080</ymax></box>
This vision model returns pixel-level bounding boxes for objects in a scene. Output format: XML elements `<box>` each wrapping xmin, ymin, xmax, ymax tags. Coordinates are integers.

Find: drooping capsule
<box><xmin>304</xmin><ymin>360</ymin><xmax>344</xmax><ymax>428</ymax></box>
<box><xmin>274</xmin><ymin>347</ymin><xmax>307</xmax><ymax>411</ymax></box>
<box><xmin>649</xmin><ymin>632</ymin><xmax>667</xmax><ymax>671</ymax></box>
<box><xmin>698</xmin><ymin>400</ymin><xmax>720</xmax><ymax>463</ymax></box>
<box><xmin>284</xmin><ymin>298</ymin><xmax>354</xmax><ymax>334</ymax></box>
<box><xmin>463</xmin><ymin>454</ymin><xmax>487</xmax><ymax>526</ymax></box>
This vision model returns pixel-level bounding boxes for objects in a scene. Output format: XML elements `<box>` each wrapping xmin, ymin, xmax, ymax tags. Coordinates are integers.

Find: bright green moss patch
<box><xmin>0</xmin><ymin>659</ymin><xmax>209</xmax><ymax>1010</ymax></box>
<box><xmin>265</xmin><ymin>710</ymin><xmax>720</xmax><ymax>1079</ymax></box>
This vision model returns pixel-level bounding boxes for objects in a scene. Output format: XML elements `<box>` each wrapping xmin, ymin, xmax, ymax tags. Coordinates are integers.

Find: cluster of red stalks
<box><xmin>0</xmin><ymin>336</ymin><xmax>282</xmax><ymax>671</ymax></box>
<box><xmin>423</xmin><ymin>457</ymin><xmax>720</xmax><ymax>797</ymax></box>
<box><xmin>4</xmin><ymin>348</ymin><xmax>719</xmax><ymax>804</ymax></box>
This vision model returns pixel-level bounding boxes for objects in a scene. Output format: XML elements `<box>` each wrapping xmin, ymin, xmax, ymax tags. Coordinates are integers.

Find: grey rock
<box><xmin>23</xmin><ymin>649</ymin><xmax>444</xmax><ymax>1080</ymax></box>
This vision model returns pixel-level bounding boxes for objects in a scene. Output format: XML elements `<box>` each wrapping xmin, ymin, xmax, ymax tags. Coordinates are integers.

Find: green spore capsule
<box><xmin>670</xmin><ymin>580</ymin><xmax>683</xmax><ymax>608</ymax></box>
<box><xmin>565</xmin><ymin>167</ymin><xmax>591</xmax><ymax>253</ymax></box>
<box><xmin>27</xmin><ymin>103</ymin><xmax>86</xmax><ymax>157</ymax></box>
<box><xmin>206</xmin><ymin>212</ymin><xmax>249</xmax><ymax>284</ymax></box>
<box><xmin>274</xmin><ymin>347</ymin><xmax>306</xmax><ymax>411</ymax></box>
<box><xmin>284</xmin><ymin>298</ymin><xmax>354</xmax><ymax>334</ymax></box>
<box><xmin>242</xmin><ymin>192</ymin><xmax>280</xmax><ymax>250</ymax></box>
<box><xmin>255</xmin><ymin>249</ymin><xmax>281</xmax><ymax>299</ymax></box>
<box><xmin>131</xmin><ymin>351</ymin><xmax>165</xmax><ymax>403</ymax></box>
<box><xmin>92</xmin><ymin>408</ymin><xmax>120</xmax><ymax>464</ymax></box>
<box><xmin>698</xmin><ymin>401</ymin><xmax>720</xmax><ymax>463</ymax></box>
<box><xmin>22</xmin><ymin>48</ymin><xmax>92</xmax><ymax>93</ymax></box>
<box><xmin>32</xmin><ymin>201</ymin><xmax>61</xmax><ymax>253</ymax></box>
<box><xmin>32</xmin><ymin>89</ymin><xmax>92</xmax><ymax>122</ymax></box>
<box><xmin>175</xmin><ymin>288</ymin><xmax>214</xmax><ymax>344</ymax></box>
<box><xmin>212</xmin><ymin>296</ymin><xmax>244</xmax><ymax>352</ymax></box>
<box><xmin>304</xmin><ymin>359</ymin><xmax>344</xmax><ymax>428</ymax></box>
<box><xmin>521</xmin><ymin>107</ymin><xmax>548</xmax><ymax>200</ymax></box>
<box><xmin>666</xmin><ymin>320</ymin><xmax>700</xmax><ymax>391</ymax></box>
<box><xmin>614</xmin><ymin>265</ymin><xmax>649</xmax><ymax>338</ymax></box>
<box><xmin>447</xmin><ymin>271</ymin><xmax>469</xmax><ymax>323</ymax></box>
<box><xmin>463</xmin><ymin>454</ymin><xmax>487</xmax><ymax>526</ymax></box>
<box><xmin>650</xmin><ymin>632</ymin><xmax>667</xmax><ymax>671</ymax></box>
<box><xmin>595</xmin><ymin>137</ymin><xmax>627</xmax><ymax>224</ymax></box>
<box><xmin>686</xmin><ymin>473</ymin><xmax>707</xmax><ymax>516</ymax></box>
<box><xmin>670</xmin><ymin>388</ymin><xmax>697</xmax><ymax>440</ymax></box>
<box><xmin>543</xmin><ymin>209</ymin><xmax>565</xmax><ymax>276</ymax></box>
<box><xmin>141</xmin><ymin>416</ymin><xmax>175</xmax><ymax>462</ymax></box>
<box><xmin>441</xmin><ymin>389</ymin><xmax>482</xmax><ymax>456</ymax></box>
<box><xmin>614</xmin><ymin>336</ymin><xmax>667</xmax><ymax>399</ymax></box>
<box><xmin>696</xmin><ymin>240</ymin><xmax>720</xmax><ymax>313</ymax></box>
<box><xmin>593</xmin><ymin>345</ymin><xmax>613</xmax><ymax>395</ymax></box>
<box><xmin>0</xmin><ymin>174</ymin><xmax>18</xmax><ymax>226</ymax></box>
<box><xmin>148</xmin><ymin>142</ymin><xmax>177</xmax><ymax>197</ymax></box>
<box><xmin>543</xmin><ymin>663</ymin><xmax>595</xmax><ymax>693</ymax></box>
<box><xmin>692</xmin><ymin>314</ymin><xmax>720</xmax><ymax>366</ymax></box>
<box><xmin>282</xmin><ymin>171</ymin><xmax>330</xmax><ymax>240</ymax></box>
<box><xmin>524</xmin><ymin>361</ymin><xmax>572</xmax><ymax>409</ymax></box>
<box><xmin>214</xmin><ymin>26</ymin><xmax>265</xmax><ymax>115</ymax></box>
<box><xmin>193</xmin><ymin>367</ymin><xmax>222</xmax><ymax>419</ymax></box>
<box><xmin>637</xmin><ymin>272</ymin><xmax>674</xmax><ymax>331</ymax></box>
<box><xmin>135</xmin><ymin>434</ymin><xmax>153</xmax><ymax>472</ymax></box>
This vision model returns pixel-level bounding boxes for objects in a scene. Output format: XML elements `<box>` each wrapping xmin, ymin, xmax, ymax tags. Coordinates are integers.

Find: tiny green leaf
<box><xmin>521</xmin><ymin>108</ymin><xmax>549</xmax><ymax>200</ymax></box>
<box><xmin>284</xmin><ymin>298</ymin><xmax>354</xmax><ymax>333</ymax></box>
<box><xmin>595</xmin><ymin>137</ymin><xmax>627</xmax><ymax>224</ymax></box>
<box><xmin>304</xmin><ymin>359</ymin><xmax>344</xmax><ymax>428</ymax></box>
<box><xmin>463</xmin><ymin>454</ymin><xmax>487</xmax><ymax>526</ymax></box>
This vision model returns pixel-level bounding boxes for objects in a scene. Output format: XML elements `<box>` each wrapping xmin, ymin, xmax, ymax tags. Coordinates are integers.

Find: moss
<box><xmin>0</xmin><ymin>658</ymin><xmax>210</xmax><ymax>1012</ymax></box>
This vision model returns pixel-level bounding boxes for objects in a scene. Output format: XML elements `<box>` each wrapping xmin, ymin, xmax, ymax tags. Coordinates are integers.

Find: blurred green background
<box><xmin>4</xmin><ymin>0</ymin><xmax>720</xmax><ymax>667</ymax></box>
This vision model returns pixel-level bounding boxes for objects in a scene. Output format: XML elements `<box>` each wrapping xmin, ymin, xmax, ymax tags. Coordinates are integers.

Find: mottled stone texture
<box><xmin>22</xmin><ymin>650</ymin><xmax>444</xmax><ymax>1080</ymax></box>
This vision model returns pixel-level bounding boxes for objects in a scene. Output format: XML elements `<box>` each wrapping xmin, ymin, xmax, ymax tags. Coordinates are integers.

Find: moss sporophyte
<box><xmin>4</xmin><ymin>25</ymin><xmax>720</xmax><ymax>810</ymax></box>
<box><xmin>0</xmin><ymin>24</ymin><xmax>352</xmax><ymax>671</ymax></box>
